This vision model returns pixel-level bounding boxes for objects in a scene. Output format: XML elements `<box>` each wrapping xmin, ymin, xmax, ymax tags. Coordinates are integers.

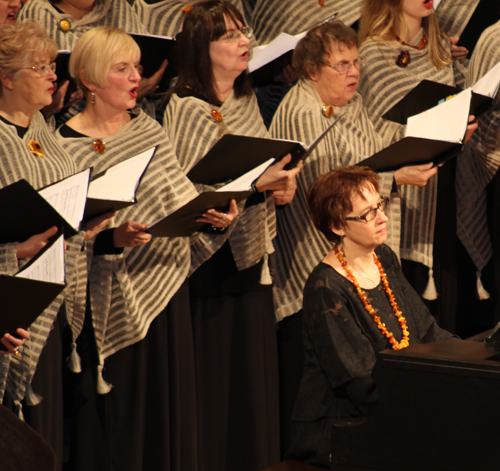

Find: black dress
<box><xmin>286</xmin><ymin>244</ymin><xmax>455</xmax><ymax>467</ymax></box>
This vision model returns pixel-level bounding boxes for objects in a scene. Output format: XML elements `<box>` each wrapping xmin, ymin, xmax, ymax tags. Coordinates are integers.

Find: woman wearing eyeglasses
<box><xmin>287</xmin><ymin>165</ymin><xmax>454</xmax><ymax>467</ymax></box>
<box><xmin>163</xmin><ymin>1</ymin><xmax>302</xmax><ymax>470</ymax></box>
<box><xmin>0</xmin><ymin>20</ymin><xmax>113</xmax><ymax>470</ymax></box>
<box><xmin>268</xmin><ymin>20</ymin><xmax>420</xmax><ymax>452</ymax></box>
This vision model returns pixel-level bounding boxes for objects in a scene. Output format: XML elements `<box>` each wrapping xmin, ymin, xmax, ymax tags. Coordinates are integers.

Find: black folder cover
<box><xmin>357</xmin><ymin>137</ymin><xmax>463</xmax><ymax>172</ymax></box>
<box><xmin>130</xmin><ymin>33</ymin><xmax>177</xmax><ymax>93</ymax></box>
<box><xmin>0</xmin><ymin>180</ymin><xmax>77</xmax><ymax>244</ymax></box>
<box><xmin>0</xmin><ymin>233</ymin><xmax>65</xmax><ymax>350</ymax></box>
<box><xmin>187</xmin><ymin>112</ymin><xmax>344</xmax><ymax>185</ymax></box>
<box><xmin>382</xmin><ymin>79</ymin><xmax>493</xmax><ymax>125</ymax></box>
<box><xmin>148</xmin><ymin>190</ymin><xmax>253</xmax><ymax>237</ymax></box>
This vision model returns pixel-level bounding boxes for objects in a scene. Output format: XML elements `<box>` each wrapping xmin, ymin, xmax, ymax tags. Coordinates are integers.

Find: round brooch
<box><xmin>322</xmin><ymin>105</ymin><xmax>334</xmax><ymax>118</ymax></box>
<box><xmin>27</xmin><ymin>140</ymin><xmax>43</xmax><ymax>158</ymax></box>
<box><xmin>211</xmin><ymin>110</ymin><xmax>222</xmax><ymax>122</ymax></box>
<box><xmin>396</xmin><ymin>50</ymin><xmax>411</xmax><ymax>68</ymax></box>
<box><xmin>93</xmin><ymin>139</ymin><xmax>106</xmax><ymax>153</ymax></box>
<box><xmin>60</xmin><ymin>19</ymin><xmax>71</xmax><ymax>31</ymax></box>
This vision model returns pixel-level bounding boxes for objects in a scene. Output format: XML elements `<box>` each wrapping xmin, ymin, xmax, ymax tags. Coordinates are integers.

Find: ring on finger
<box><xmin>14</xmin><ymin>347</ymin><xmax>19</xmax><ymax>356</ymax></box>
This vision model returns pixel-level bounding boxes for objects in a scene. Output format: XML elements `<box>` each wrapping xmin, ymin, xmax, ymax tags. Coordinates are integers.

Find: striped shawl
<box><xmin>269</xmin><ymin>79</ymin><xmax>400</xmax><ymax>320</ymax></box>
<box><xmin>0</xmin><ymin>113</ymin><xmax>86</xmax><ymax>411</ymax></box>
<box><xmin>456</xmin><ymin>21</ymin><xmax>500</xmax><ymax>273</ymax></box>
<box><xmin>359</xmin><ymin>32</ymin><xmax>454</xmax><ymax>270</ymax></box>
<box><xmin>56</xmin><ymin>110</ymin><xmax>198</xmax><ymax>389</ymax></box>
<box><xmin>163</xmin><ymin>91</ymin><xmax>276</xmax><ymax>275</ymax></box>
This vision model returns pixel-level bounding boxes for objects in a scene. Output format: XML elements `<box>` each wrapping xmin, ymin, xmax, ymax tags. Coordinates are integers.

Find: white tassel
<box><xmin>25</xmin><ymin>384</ymin><xmax>42</xmax><ymax>406</ymax></box>
<box><xmin>260</xmin><ymin>253</ymin><xmax>272</xmax><ymax>285</ymax></box>
<box><xmin>67</xmin><ymin>342</ymin><xmax>82</xmax><ymax>373</ymax></box>
<box><xmin>96</xmin><ymin>364</ymin><xmax>113</xmax><ymax>395</ymax></box>
<box><xmin>422</xmin><ymin>268</ymin><xmax>438</xmax><ymax>300</ymax></box>
<box><xmin>476</xmin><ymin>271</ymin><xmax>490</xmax><ymax>300</ymax></box>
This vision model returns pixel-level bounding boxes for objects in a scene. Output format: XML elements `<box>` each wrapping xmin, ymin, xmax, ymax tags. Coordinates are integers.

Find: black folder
<box><xmin>187</xmin><ymin>112</ymin><xmax>344</xmax><ymax>185</ymax></box>
<box><xmin>0</xmin><ymin>180</ymin><xmax>78</xmax><ymax>244</ymax></box>
<box><xmin>148</xmin><ymin>190</ymin><xmax>253</xmax><ymax>237</ymax></box>
<box><xmin>0</xmin><ymin>232</ymin><xmax>65</xmax><ymax>350</ymax></box>
<box><xmin>382</xmin><ymin>79</ymin><xmax>493</xmax><ymax>125</ymax></box>
<box><xmin>130</xmin><ymin>33</ymin><xmax>177</xmax><ymax>93</ymax></box>
<box><xmin>357</xmin><ymin>136</ymin><xmax>463</xmax><ymax>172</ymax></box>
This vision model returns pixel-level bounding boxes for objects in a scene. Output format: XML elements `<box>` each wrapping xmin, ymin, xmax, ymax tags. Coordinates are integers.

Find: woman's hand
<box><xmin>41</xmin><ymin>80</ymin><xmax>70</xmax><ymax>118</ymax></box>
<box><xmin>394</xmin><ymin>162</ymin><xmax>437</xmax><ymax>187</ymax></box>
<box><xmin>113</xmin><ymin>221</ymin><xmax>152</xmax><ymax>248</ymax></box>
<box><xmin>464</xmin><ymin>115</ymin><xmax>478</xmax><ymax>144</ymax></box>
<box><xmin>197</xmin><ymin>199</ymin><xmax>239</xmax><ymax>228</ymax></box>
<box><xmin>255</xmin><ymin>155</ymin><xmax>302</xmax><ymax>193</ymax></box>
<box><xmin>271</xmin><ymin>180</ymin><xmax>298</xmax><ymax>205</ymax></box>
<box><xmin>137</xmin><ymin>59</ymin><xmax>168</xmax><ymax>100</ymax></box>
<box><xmin>85</xmin><ymin>212</ymin><xmax>116</xmax><ymax>241</ymax></box>
<box><xmin>450</xmin><ymin>37</ymin><xmax>469</xmax><ymax>61</ymax></box>
<box><xmin>16</xmin><ymin>226</ymin><xmax>59</xmax><ymax>259</ymax></box>
<box><xmin>0</xmin><ymin>328</ymin><xmax>30</xmax><ymax>355</ymax></box>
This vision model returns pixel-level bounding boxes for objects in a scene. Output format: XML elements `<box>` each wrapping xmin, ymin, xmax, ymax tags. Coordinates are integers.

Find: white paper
<box><xmin>406</xmin><ymin>88</ymin><xmax>471</xmax><ymax>143</ymax></box>
<box><xmin>249</xmin><ymin>33</ymin><xmax>301</xmax><ymax>73</ymax></box>
<box><xmin>472</xmin><ymin>59</ymin><xmax>500</xmax><ymax>98</ymax></box>
<box><xmin>15</xmin><ymin>234</ymin><xmax>65</xmax><ymax>284</ymax></box>
<box><xmin>87</xmin><ymin>147</ymin><xmax>156</xmax><ymax>202</ymax></box>
<box><xmin>433</xmin><ymin>0</ymin><xmax>442</xmax><ymax>10</ymax></box>
<box><xmin>217</xmin><ymin>159</ymin><xmax>275</xmax><ymax>192</ymax></box>
<box><xmin>38</xmin><ymin>168</ymin><xmax>91</xmax><ymax>230</ymax></box>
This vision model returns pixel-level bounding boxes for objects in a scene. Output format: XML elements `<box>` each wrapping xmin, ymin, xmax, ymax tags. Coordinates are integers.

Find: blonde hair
<box><xmin>0</xmin><ymin>20</ymin><xmax>58</xmax><ymax>85</ymax></box>
<box><xmin>70</xmin><ymin>26</ymin><xmax>140</xmax><ymax>92</ymax></box>
<box><xmin>359</xmin><ymin>0</ymin><xmax>451</xmax><ymax>69</ymax></box>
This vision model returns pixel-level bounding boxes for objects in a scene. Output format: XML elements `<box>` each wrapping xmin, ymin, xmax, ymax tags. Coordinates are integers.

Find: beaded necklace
<box><xmin>334</xmin><ymin>246</ymin><xmax>410</xmax><ymax>350</ymax></box>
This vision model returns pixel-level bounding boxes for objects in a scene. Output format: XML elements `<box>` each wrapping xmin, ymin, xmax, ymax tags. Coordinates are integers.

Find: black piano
<box><xmin>330</xmin><ymin>337</ymin><xmax>500</xmax><ymax>471</ymax></box>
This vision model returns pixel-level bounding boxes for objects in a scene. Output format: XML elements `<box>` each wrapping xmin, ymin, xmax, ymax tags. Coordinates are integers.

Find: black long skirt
<box><xmin>189</xmin><ymin>242</ymin><xmax>280</xmax><ymax>471</ymax></box>
<box><xmin>65</xmin><ymin>279</ymin><xmax>197</xmax><ymax>471</ymax></box>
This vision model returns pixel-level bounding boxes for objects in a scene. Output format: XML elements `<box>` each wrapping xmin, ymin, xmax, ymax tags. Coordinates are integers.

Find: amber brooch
<box><xmin>27</xmin><ymin>140</ymin><xmax>43</xmax><ymax>158</ymax></box>
<box><xmin>93</xmin><ymin>139</ymin><xmax>106</xmax><ymax>153</ymax></box>
<box><xmin>396</xmin><ymin>50</ymin><xmax>410</xmax><ymax>68</ymax></box>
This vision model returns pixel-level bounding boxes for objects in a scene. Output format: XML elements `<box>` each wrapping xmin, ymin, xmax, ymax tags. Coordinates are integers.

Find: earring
<box><xmin>90</xmin><ymin>91</ymin><xmax>96</xmax><ymax>105</ymax></box>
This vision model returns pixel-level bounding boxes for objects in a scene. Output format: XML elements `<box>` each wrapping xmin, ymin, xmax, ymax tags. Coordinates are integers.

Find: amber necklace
<box><xmin>395</xmin><ymin>33</ymin><xmax>427</xmax><ymax>68</ymax></box>
<box><xmin>334</xmin><ymin>246</ymin><xmax>410</xmax><ymax>350</ymax></box>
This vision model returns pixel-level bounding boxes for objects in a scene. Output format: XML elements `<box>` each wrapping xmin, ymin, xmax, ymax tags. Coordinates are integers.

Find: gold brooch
<box><xmin>182</xmin><ymin>5</ymin><xmax>193</xmax><ymax>13</ymax></box>
<box><xmin>396</xmin><ymin>50</ymin><xmax>410</xmax><ymax>68</ymax></box>
<box><xmin>27</xmin><ymin>140</ymin><xmax>43</xmax><ymax>158</ymax></box>
<box><xmin>60</xmin><ymin>19</ymin><xmax>71</xmax><ymax>31</ymax></box>
<box><xmin>211</xmin><ymin>110</ymin><xmax>222</xmax><ymax>122</ymax></box>
<box><xmin>93</xmin><ymin>139</ymin><xmax>106</xmax><ymax>153</ymax></box>
<box><xmin>322</xmin><ymin>105</ymin><xmax>333</xmax><ymax>118</ymax></box>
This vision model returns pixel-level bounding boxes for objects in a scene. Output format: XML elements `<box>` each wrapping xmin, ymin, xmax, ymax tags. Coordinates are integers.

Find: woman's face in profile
<box><xmin>0</xmin><ymin>0</ymin><xmax>21</xmax><ymax>25</ymax></box>
<box><xmin>310</xmin><ymin>45</ymin><xmax>360</xmax><ymax>107</ymax></box>
<box><xmin>209</xmin><ymin>15</ymin><xmax>251</xmax><ymax>81</ymax></box>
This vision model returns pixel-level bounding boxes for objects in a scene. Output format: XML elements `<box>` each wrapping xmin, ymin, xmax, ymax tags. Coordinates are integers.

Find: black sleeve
<box><xmin>93</xmin><ymin>229</ymin><xmax>124</xmax><ymax>256</ymax></box>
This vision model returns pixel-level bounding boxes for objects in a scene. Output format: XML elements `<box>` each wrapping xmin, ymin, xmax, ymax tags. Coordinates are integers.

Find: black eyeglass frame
<box><xmin>345</xmin><ymin>196</ymin><xmax>389</xmax><ymax>223</ymax></box>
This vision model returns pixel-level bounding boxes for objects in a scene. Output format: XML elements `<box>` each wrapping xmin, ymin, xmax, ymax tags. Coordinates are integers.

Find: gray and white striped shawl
<box><xmin>456</xmin><ymin>21</ymin><xmax>500</xmax><ymax>274</ymax></box>
<box><xmin>132</xmin><ymin>0</ymin><xmax>251</xmax><ymax>37</ymax></box>
<box><xmin>0</xmin><ymin>112</ymin><xmax>86</xmax><ymax>410</ymax></box>
<box><xmin>436</xmin><ymin>0</ymin><xmax>480</xmax><ymax>38</ymax></box>
<box><xmin>269</xmin><ymin>80</ymin><xmax>400</xmax><ymax>321</ymax></box>
<box><xmin>18</xmin><ymin>0</ymin><xmax>148</xmax><ymax>49</ymax></box>
<box><xmin>251</xmin><ymin>0</ymin><xmax>361</xmax><ymax>45</ymax></box>
<box><xmin>56</xmin><ymin>110</ymin><xmax>198</xmax><ymax>388</ymax></box>
<box><xmin>164</xmin><ymin>91</ymin><xmax>276</xmax><ymax>275</ymax></box>
<box><xmin>359</xmin><ymin>32</ymin><xmax>454</xmax><ymax>270</ymax></box>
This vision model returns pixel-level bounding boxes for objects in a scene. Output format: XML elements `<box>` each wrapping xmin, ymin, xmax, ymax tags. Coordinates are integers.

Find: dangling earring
<box><xmin>90</xmin><ymin>91</ymin><xmax>96</xmax><ymax>105</ymax></box>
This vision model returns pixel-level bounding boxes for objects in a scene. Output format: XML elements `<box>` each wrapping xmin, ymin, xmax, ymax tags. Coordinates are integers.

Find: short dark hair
<box><xmin>169</xmin><ymin>0</ymin><xmax>253</xmax><ymax>105</ymax></box>
<box><xmin>293</xmin><ymin>20</ymin><xmax>358</xmax><ymax>81</ymax></box>
<box><xmin>307</xmin><ymin>166</ymin><xmax>380</xmax><ymax>245</ymax></box>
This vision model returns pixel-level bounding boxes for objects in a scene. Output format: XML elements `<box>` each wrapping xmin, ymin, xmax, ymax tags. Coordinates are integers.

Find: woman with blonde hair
<box><xmin>357</xmin><ymin>0</ymin><xmax>476</xmax><ymax>329</ymax></box>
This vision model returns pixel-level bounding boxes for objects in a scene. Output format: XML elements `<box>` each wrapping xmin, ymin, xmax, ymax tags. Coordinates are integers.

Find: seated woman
<box><xmin>287</xmin><ymin>166</ymin><xmax>454</xmax><ymax>467</ymax></box>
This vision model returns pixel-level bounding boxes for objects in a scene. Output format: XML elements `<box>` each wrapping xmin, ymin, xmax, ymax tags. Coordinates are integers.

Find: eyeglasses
<box><xmin>345</xmin><ymin>197</ymin><xmax>389</xmax><ymax>223</ymax></box>
<box><xmin>326</xmin><ymin>57</ymin><xmax>365</xmax><ymax>75</ymax></box>
<box><xmin>23</xmin><ymin>62</ymin><xmax>56</xmax><ymax>77</ymax></box>
<box><xmin>219</xmin><ymin>26</ymin><xmax>253</xmax><ymax>43</ymax></box>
